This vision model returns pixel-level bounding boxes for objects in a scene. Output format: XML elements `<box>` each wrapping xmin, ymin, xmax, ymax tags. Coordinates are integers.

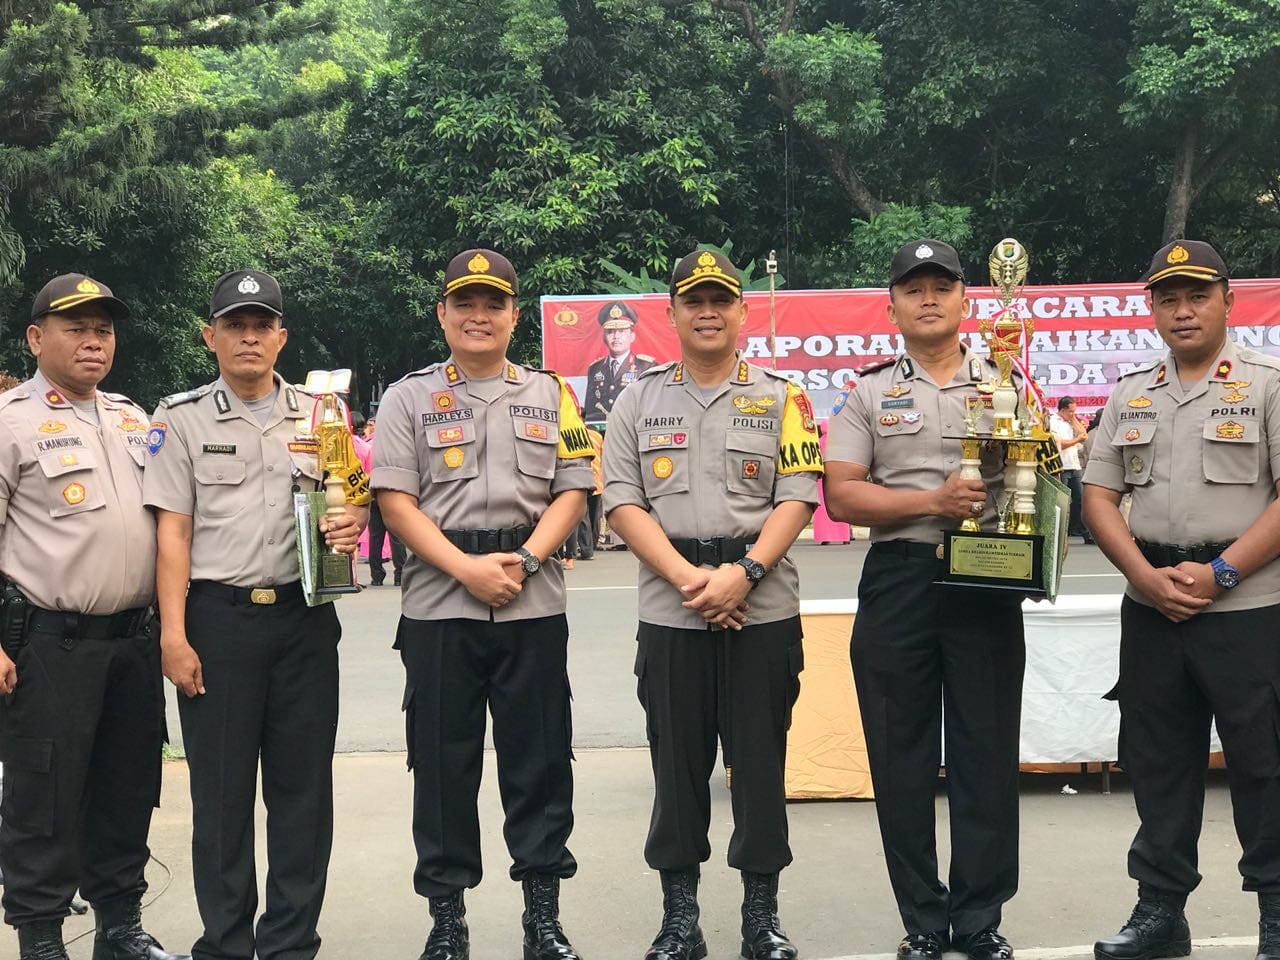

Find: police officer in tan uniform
<box><xmin>824</xmin><ymin>241</ymin><xmax>1024</xmax><ymax>960</ymax></box>
<box><xmin>582</xmin><ymin>301</ymin><xmax>655</xmax><ymax>425</ymax></box>
<box><xmin>603</xmin><ymin>250</ymin><xmax>822</xmax><ymax>960</ymax></box>
<box><xmin>372</xmin><ymin>249</ymin><xmax>594</xmax><ymax>960</ymax></box>
<box><xmin>143</xmin><ymin>270</ymin><xmax>368</xmax><ymax>960</ymax></box>
<box><xmin>0</xmin><ymin>275</ymin><xmax>188</xmax><ymax>960</ymax></box>
<box><xmin>1084</xmin><ymin>241</ymin><xmax>1280</xmax><ymax>960</ymax></box>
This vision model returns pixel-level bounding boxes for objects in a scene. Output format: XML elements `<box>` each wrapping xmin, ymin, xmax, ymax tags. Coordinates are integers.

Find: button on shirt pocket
<box><xmin>37</xmin><ymin>449</ymin><xmax>105</xmax><ymax>518</ymax></box>
<box><xmin>726</xmin><ymin>430</ymin><xmax>777</xmax><ymax>497</ymax></box>
<box><xmin>640</xmin><ymin>431</ymin><xmax>690</xmax><ymax>498</ymax></box>
<box><xmin>1202</xmin><ymin>417</ymin><xmax>1260</xmax><ymax>485</ymax></box>
<box><xmin>425</xmin><ymin>420</ymin><xmax>479</xmax><ymax>483</ymax></box>
<box><xmin>512</xmin><ymin>417</ymin><xmax>558</xmax><ymax>480</ymax></box>
<box><xmin>193</xmin><ymin>456</ymin><xmax>248</xmax><ymax>518</ymax></box>
<box><xmin>1112</xmin><ymin>422</ymin><xmax>1155</xmax><ymax>486</ymax></box>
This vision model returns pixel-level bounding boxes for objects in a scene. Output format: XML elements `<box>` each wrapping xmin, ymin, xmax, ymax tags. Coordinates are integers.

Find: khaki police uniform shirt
<box><xmin>1082</xmin><ymin>338</ymin><xmax>1280</xmax><ymax>613</ymax></box>
<box><xmin>371</xmin><ymin>359</ymin><xmax>595</xmax><ymax>622</ymax></box>
<box><xmin>602</xmin><ymin>355</ymin><xmax>823</xmax><ymax>630</ymax></box>
<box><xmin>825</xmin><ymin>348</ymin><xmax>1013</xmax><ymax>544</ymax></box>
<box><xmin>143</xmin><ymin>374</ymin><xmax>328</xmax><ymax>588</ymax></box>
<box><xmin>0</xmin><ymin>371</ymin><xmax>155</xmax><ymax>614</ymax></box>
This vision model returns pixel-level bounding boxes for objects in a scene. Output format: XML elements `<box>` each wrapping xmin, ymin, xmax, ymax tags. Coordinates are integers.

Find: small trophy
<box><xmin>937</xmin><ymin>239</ymin><xmax>1067</xmax><ymax>597</ymax></box>
<box><xmin>304</xmin><ymin>369</ymin><xmax>360</xmax><ymax>595</ymax></box>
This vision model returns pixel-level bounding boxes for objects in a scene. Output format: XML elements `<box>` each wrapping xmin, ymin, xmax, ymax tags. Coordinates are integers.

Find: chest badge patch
<box><xmin>902</xmin><ymin>412</ymin><xmax>922</xmax><ymax>424</ymax></box>
<box><xmin>432</xmin><ymin>390</ymin><xmax>456</xmax><ymax>412</ymax></box>
<box><xmin>59</xmin><ymin>453</ymin><xmax>79</xmax><ymax>467</ymax></box>
<box><xmin>652</xmin><ymin>455</ymin><xmax>674</xmax><ymax>479</ymax></box>
<box><xmin>438</xmin><ymin>426</ymin><xmax>464</xmax><ymax>444</ymax></box>
<box><xmin>38</xmin><ymin>420</ymin><xmax>67</xmax><ymax>434</ymax></box>
<box><xmin>879</xmin><ymin>413</ymin><xmax>900</xmax><ymax>427</ymax></box>
<box><xmin>443</xmin><ymin>446</ymin><xmax>465</xmax><ymax>469</ymax></box>
<box><xmin>1216</xmin><ymin>420</ymin><xmax>1246</xmax><ymax>440</ymax></box>
<box><xmin>117</xmin><ymin>413</ymin><xmax>146</xmax><ymax>433</ymax></box>
<box><xmin>732</xmin><ymin>396</ymin><xmax>776</xmax><ymax>416</ymax></box>
<box><xmin>1129</xmin><ymin>455</ymin><xmax>1144</xmax><ymax>474</ymax></box>
<box><xmin>674</xmin><ymin>432</ymin><xmax>687</xmax><ymax>444</ymax></box>
<box><xmin>1125</xmin><ymin>428</ymin><xmax>1141</xmax><ymax>442</ymax></box>
<box><xmin>742</xmin><ymin>459</ymin><xmax>761</xmax><ymax>480</ymax></box>
<box><xmin>1221</xmin><ymin>391</ymin><xmax>1249</xmax><ymax>404</ymax></box>
<box><xmin>1127</xmin><ymin>396</ymin><xmax>1153</xmax><ymax>408</ymax></box>
<box><xmin>62</xmin><ymin>482</ymin><xmax>86</xmax><ymax>505</ymax></box>
<box><xmin>525</xmin><ymin>423</ymin><xmax>549</xmax><ymax>440</ymax></box>
<box><xmin>883</xmin><ymin>384</ymin><xmax>911</xmax><ymax>398</ymax></box>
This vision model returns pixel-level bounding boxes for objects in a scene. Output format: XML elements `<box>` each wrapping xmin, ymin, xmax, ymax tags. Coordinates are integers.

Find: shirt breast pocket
<box><xmin>726</xmin><ymin>430</ymin><xmax>776</xmax><ymax>498</ymax></box>
<box><xmin>1111</xmin><ymin>424</ymin><xmax>1154</xmax><ymax>486</ymax></box>
<box><xmin>194</xmin><ymin>457</ymin><xmax>248</xmax><ymax>518</ymax></box>
<box><xmin>639</xmin><ymin>431</ymin><xmax>690</xmax><ymax>499</ymax></box>
<box><xmin>289</xmin><ymin>453</ymin><xmax>324</xmax><ymax>491</ymax></box>
<box><xmin>37</xmin><ymin>450</ymin><xmax>105</xmax><ymax>519</ymax></box>
<box><xmin>512</xmin><ymin>418</ymin><xmax>559</xmax><ymax>480</ymax></box>
<box><xmin>1202</xmin><ymin>417</ymin><xmax>1260</xmax><ymax>485</ymax></box>
<box><xmin>425</xmin><ymin>421</ymin><xmax>479</xmax><ymax>483</ymax></box>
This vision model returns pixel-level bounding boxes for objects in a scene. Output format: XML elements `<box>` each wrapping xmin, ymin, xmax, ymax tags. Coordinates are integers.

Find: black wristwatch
<box><xmin>516</xmin><ymin>547</ymin><xmax>542</xmax><ymax>577</ymax></box>
<box><xmin>735</xmin><ymin>557</ymin><xmax>767</xmax><ymax>589</ymax></box>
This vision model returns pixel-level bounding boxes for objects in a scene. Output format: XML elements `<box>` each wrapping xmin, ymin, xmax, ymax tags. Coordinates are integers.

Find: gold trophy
<box><xmin>305</xmin><ymin>369</ymin><xmax>360</xmax><ymax>595</ymax></box>
<box><xmin>937</xmin><ymin>239</ymin><xmax>1067</xmax><ymax>596</ymax></box>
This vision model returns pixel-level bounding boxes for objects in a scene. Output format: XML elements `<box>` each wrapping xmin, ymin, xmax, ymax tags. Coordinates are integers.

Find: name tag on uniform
<box><xmin>203</xmin><ymin>443</ymin><xmax>236</xmax><ymax>455</ymax></box>
<box><xmin>881</xmin><ymin>398</ymin><xmax>914</xmax><ymax>410</ymax></box>
<box><xmin>35</xmin><ymin>436</ymin><xmax>85</xmax><ymax>455</ymax></box>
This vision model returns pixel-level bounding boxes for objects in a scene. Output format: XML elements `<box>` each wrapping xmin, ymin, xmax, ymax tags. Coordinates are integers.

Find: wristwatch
<box><xmin>1210</xmin><ymin>556</ymin><xmax>1240</xmax><ymax>590</ymax></box>
<box><xmin>735</xmin><ymin>557</ymin><xmax>767</xmax><ymax>589</ymax></box>
<box><xmin>516</xmin><ymin>547</ymin><xmax>542</xmax><ymax>577</ymax></box>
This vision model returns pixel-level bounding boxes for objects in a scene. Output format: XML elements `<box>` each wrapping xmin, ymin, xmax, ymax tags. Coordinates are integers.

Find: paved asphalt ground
<box><xmin>3</xmin><ymin>542</ymin><xmax>1268</xmax><ymax>960</ymax></box>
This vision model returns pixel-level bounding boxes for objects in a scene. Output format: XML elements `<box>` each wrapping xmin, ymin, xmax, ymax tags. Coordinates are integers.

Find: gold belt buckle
<box><xmin>249</xmin><ymin>588</ymin><xmax>277</xmax><ymax>605</ymax></box>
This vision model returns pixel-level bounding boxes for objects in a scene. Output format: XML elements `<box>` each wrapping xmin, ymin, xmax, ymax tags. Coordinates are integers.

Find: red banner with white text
<box><xmin>541</xmin><ymin>279</ymin><xmax>1280</xmax><ymax>423</ymax></box>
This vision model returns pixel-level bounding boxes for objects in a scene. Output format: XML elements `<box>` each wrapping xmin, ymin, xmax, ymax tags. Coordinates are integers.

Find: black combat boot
<box><xmin>1094</xmin><ymin>885</ymin><xmax>1190</xmax><ymax>960</ymax></box>
<box><xmin>740</xmin><ymin>871</ymin><xmax>797</xmax><ymax>960</ymax></box>
<box><xmin>18</xmin><ymin>920</ymin><xmax>71</xmax><ymax>960</ymax></box>
<box><xmin>645</xmin><ymin>869</ymin><xmax>706</xmax><ymax>960</ymax></box>
<box><xmin>420</xmin><ymin>891</ymin><xmax>469</xmax><ymax>960</ymax></box>
<box><xmin>521</xmin><ymin>874</ymin><xmax>581</xmax><ymax>960</ymax></box>
<box><xmin>1258</xmin><ymin>893</ymin><xmax>1280</xmax><ymax>960</ymax></box>
<box><xmin>92</xmin><ymin>897</ymin><xmax>190</xmax><ymax>960</ymax></box>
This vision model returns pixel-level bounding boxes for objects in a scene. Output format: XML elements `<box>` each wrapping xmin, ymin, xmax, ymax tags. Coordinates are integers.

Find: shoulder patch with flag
<box><xmin>777</xmin><ymin>382</ymin><xmax>823</xmax><ymax>475</ymax></box>
<box><xmin>552</xmin><ymin>375</ymin><xmax>594</xmax><ymax>459</ymax></box>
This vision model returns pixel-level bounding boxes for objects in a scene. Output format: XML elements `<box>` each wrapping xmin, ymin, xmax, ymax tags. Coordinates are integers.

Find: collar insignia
<box><xmin>445</xmin><ymin>363</ymin><xmax>461</xmax><ymax>385</ymax></box>
<box><xmin>1214</xmin><ymin>359</ymin><xmax>1232</xmax><ymax>380</ymax></box>
<box><xmin>735</xmin><ymin>360</ymin><xmax>751</xmax><ymax>384</ymax></box>
<box><xmin>214</xmin><ymin>390</ymin><xmax>231</xmax><ymax>415</ymax></box>
<box><xmin>898</xmin><ymin>357</ymin><xmax>915</xmax><ymax>380</ymax></box>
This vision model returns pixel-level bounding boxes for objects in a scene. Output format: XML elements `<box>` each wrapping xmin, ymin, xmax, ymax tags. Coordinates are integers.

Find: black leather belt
<box><xmin>189</xmin><ymin>580</ymin><xmax>305</xmax><ymax>606</ymax></box>
<box><xmin>1135</xmin><ymin>539</ymin><xmax>1235</xmax><ymax>567</ymax></box>
<box><xmin>870</xmin><ymin>540</ymin><xmax>944</xmax><ymax>561</ymax></box>
<box><xmin>668</xmin><ymin>536</ymin><xmax>757</xmax><ymax>567</ymax></box>
<box><xmin>442</xmin><ymin>525</ymin><xmax>535</xmax><ymax>554</ymax></box>
<box><xmin>27</xmin><ymin>605</ymin><xmax>151</xmax><ymax>640</ymax></box>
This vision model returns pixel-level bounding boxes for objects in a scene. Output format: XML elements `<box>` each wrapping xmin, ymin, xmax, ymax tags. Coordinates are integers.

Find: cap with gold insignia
<box><xmin>597</xmin><ymin>300</ymin><xmax>639</xmax><ymax>330</ymax></box>
<box><xmin>31</xmin><ymin>274</ymin><xmax>130</xmax><ymax>322</ymax></box>
<box><xmin>209</xmin><ymin>270</ymin><xmax>284</xmax><ymax>319</ymax></box>
<box><xmin>1143</xmin><ymin>239</ymin><xmax>1229</xmax><ymax>289</ymax></box>
<box><xmin>670</xmin><ymin>250</ymin><xmax>743</xmax><ymax>298</ymax></box>
<box><xmin>889</xmin><ymin>239</ymin><xmax>965</xmax><ymax>287</ymax></box>
<box><xmin>443</xmin><ymin>248</ymin><xmax>519</xmax><ymax>298</ymax></box>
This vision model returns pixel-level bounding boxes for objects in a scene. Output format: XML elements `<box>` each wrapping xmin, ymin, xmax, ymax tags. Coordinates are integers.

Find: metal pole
<box><xmin>766</xmin><ymin>249</ymin><xmax>778</xmax><ymax>369</ymax></box>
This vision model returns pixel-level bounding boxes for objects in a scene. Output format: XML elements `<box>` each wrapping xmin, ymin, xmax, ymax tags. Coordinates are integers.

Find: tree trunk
<box><xmin>1162</xmin><ymin>120</ymin><xmax>1198</xmax><ymax>243</ymax></box>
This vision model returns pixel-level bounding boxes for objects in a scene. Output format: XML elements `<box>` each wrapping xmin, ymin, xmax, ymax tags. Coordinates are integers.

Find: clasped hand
<box><xmin>680</xmin><ymin>563</ymin><xmax>750</xmax><ymax>630</ymax></box>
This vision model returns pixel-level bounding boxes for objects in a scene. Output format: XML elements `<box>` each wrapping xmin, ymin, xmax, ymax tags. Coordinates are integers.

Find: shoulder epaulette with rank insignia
<box><xmin>390</xmin><ymin>363</ymin><xmax>440</xmax><ymax>387</ymax></box>
<box><xmin>638</xmin><ymin>361</ymin><xmax>675</xmax><ymax>381</ymax></box>
<box><xmin>855</xmin><ymin>356</ymin><xmax>897</xmax><ymax>377</ymax></box>
<box><xmin>103</xmin><ymin>391</ymin><xmax>140</xmax><ymax>407</ymax></box>
<box><xmin>1117</xmin><ymin>357</ymin><xmax>1162</xmax><ymax>380</ymax></box>
<box><xmin>159</xmin><ymin>384</ymin><xmax>213</xmax><ymax>408</ymax></box>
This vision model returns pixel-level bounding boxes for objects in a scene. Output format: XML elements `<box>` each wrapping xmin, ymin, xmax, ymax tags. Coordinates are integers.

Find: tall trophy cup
<box><xmin>937</xmin><ymin>239</ymin><xmax>1068</xmax><ymax>597</ymax></box>
<box><xmin>304</xmin><ymin>369</ymin><xmax>360</xmax><ymax>596</ymax></box>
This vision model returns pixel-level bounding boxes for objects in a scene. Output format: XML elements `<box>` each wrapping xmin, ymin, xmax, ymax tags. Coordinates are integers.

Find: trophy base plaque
<box><xmin>317</xmin><ymin>551</ymin><xmax>360</xmax><ymax>596</ymax></box>
<box><xmin>936</xmin><ymin>529</ymin><xmax>1046</xmax><ymax>595</ymax></box>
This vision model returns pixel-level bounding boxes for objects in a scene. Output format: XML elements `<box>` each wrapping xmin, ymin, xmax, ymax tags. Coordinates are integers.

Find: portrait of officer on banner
<box><xmin>582</xmin><ymin>300</ymin><xmax>655</xmax><ymax>426</ymax></box>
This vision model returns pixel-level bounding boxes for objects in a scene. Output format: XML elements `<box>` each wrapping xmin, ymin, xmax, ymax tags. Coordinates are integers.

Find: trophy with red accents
<box><xmin>938</xmin><ymin>239</ymin><xmax>1069</xmax><ymax>598</ymax></box>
